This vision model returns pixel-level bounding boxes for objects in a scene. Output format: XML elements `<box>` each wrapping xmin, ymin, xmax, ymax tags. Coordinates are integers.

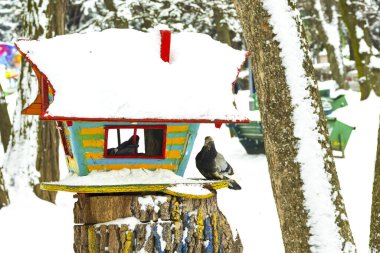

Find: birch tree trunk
<box><xmin>3</xmin><ymin>0</ymin><xmax>46</xmax><ymax>200</ymax></box>
<box><xmin>233</xmin><ymin>0</ymin><xmax>356</xmax><ymax>252</ymax></box>
<box><xmin>4</xmin><ymin>0</ymin><xmax>62</xmax><ymax>202</ymax></box>
<box><xmin>370</xmin><ymin>118</ymin><xmax>380</xmax><ymax>252</ymax></box>
<box><xmin>338</xmin><ymin>0</ymin><xmax>378</xmax><ymax>99</ymax></box>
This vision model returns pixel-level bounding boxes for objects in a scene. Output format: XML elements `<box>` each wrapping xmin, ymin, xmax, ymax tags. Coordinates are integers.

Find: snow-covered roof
<box><xmin>16</xmin><ymin>29</ymin><xmax>249</xmax><ymax>123</ymax></box>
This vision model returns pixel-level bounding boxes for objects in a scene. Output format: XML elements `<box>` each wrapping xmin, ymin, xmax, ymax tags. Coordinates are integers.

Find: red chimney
<box><xmin>160</xmin><ymin>30</ymin><xmax>171</xmax><ymax>63</ymax></box>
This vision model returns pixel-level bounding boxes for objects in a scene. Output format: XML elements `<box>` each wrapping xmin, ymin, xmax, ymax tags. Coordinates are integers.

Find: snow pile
<box><xmin>16</xmin><ymin>29</ymin><xmax>248</xmax><ymax>122</ymax></box>
<box><xmin>47</xmin><ymin>168</ymin><xmax>218</xmax><ymax>186</ymax></box>
<box><xmin>263</xmin><ymin>1</ymin><xmax>355</xmax><ymax>252</ymax></box>
<box><xmin>165</xmin><ymin>184</ymin><xmax>212</xmax><ymax>196</ymax></box>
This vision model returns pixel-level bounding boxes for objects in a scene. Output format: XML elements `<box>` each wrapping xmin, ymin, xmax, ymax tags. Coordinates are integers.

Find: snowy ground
<box><xmin>0</xmin><ymin>90</ymin><xmax>379</xmax><ymax>252</ymax></box>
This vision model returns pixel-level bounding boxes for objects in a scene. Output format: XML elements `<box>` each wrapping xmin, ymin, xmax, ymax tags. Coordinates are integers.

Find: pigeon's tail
<box><xmin>228</xmin><ymin>180</ymin><xmax>242</xmax><ymax>190</ymax></box>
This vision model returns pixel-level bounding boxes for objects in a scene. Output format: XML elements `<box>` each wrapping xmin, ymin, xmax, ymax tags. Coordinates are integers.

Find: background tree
<box><xmin>0</xmin><ymin>85</ymin><xmax>11</xmax><ymax>208</ymax></box>
<box><xmin>299</xmin><ymin>0</ymin><xmax>346</xmax><ymax>88</ymax></box>
<box><xmin>0</xmin><ymin>0</ymin><xmax>21</xmax><ymax>42</ymax></box>
<box><xmin>338</xmin><ymin>0</ymin><xmax>379</xmax><ymax>99</ymax></box>
<box><xmin>67</xmin><ymin>0</ymin><xmax>242</xmax><ymax>47</ymax></box>
<box><xmin>2</xmin><ymin>0</ymin><xmax>63</xmax><ymax>204</ymax></box>
<box><xmin>33</xmin><ymin>0</ymin><xmax>67</xmax><ymax>203</ymax></box>
<box><xmin>233</xmin><ymin>0</ymin><xmax>356</xmax><ymax>252</ymax></box>
<box><xmin>370</xmin><ymin>119</ymin><xmax>380</xmax><ymax>252</ymax></box>
<box><xmin>366</xmin><ymin>0</ymin><xmax>380</xmax><ymax>50</ymax></box>
<box><xmin>0</xmin><ymin>0</ymin><xmax>21</xmax><ymax>209</ymax></box>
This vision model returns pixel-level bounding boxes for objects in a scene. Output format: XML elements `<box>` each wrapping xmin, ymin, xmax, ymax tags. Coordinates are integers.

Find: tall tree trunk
<box><xmin>0</xmin><ymin>166</ymin><xmax>9</xmax><ymax>209</ymax></box>
<box><xmin>370</xmin><ymin>118</ymin><xmax>380</xmax><ymax>252</ymax></box>
<box><xmin>233</xmin><ymin>0</ymin><xmax>356</xmax><ymax>252</ymax></box>
<box><xmin>310</xmin><ymin>0</ymin><xmax>346</xmax><ymax>88</ymax></box>
<box><xmin>0</xmin><ymin>84</ymin><xmax>11</xmax><ymax>208</ymax></box>
<box><xmin>338</xmin><ymin>0</ymin><xmax>377</xmax><ymax>100</ymax></box>
<box><xmin>0</xmin><ymin>84</ymin><xmax>11</xmax><ymax>152</ymax></box>
<box><xmin>213</xmin><ymin>7</ymin><xmax>232</xmax><ymax>45</ymax></box>
<box><xmin>33</xmin><ymin>0</ymin><xmax>67</xmax><ymax>203</ymax></box>
<box><xmin>4</xmin><ymin>0</ymin><xmax>45</xmax><ymax>200</ymax></box>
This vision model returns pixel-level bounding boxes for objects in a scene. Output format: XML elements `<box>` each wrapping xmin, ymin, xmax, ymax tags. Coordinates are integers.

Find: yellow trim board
<box><xmin>40</xmin><ymin>183</ymin><xmax>168</xmax><ymax>193</ymax></box>
<box><xmin>40</xmin><ymin>180</ymin><xmax>229</xmax><ymax>197</ymax></box>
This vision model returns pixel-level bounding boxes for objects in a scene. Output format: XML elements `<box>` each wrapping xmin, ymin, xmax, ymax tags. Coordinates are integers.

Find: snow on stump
<box><xmin>73</xmin><ymin>193</ymin><xmax>242</xmax><ymax>253</ymax></box>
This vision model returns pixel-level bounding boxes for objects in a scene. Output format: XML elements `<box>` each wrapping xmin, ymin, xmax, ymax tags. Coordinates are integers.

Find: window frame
<box><xmin>104</xmin><ymin>125</ymin><xmax>167</xmax><ymax>159</ymax></box>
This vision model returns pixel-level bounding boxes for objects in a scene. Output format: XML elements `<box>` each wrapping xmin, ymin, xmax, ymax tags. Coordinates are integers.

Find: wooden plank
<box><xmin>41</xmin><ymin>180</ymin><xmax>228</xmax><ymax>196</ymax></box>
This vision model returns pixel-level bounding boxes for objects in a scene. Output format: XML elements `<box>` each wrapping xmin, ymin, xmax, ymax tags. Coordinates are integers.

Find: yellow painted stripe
<box><xmin>41</xmin><ymin>181</ymin><xmax>228</xmax><ymax>195</ymax></box>
<box><xmin>41</xmin><ymin>183</ymin><xmax>168</xmax><ymax>193</ymax></box>
<box><xmin>88</xmin><ymin>163</ymin><xmax>177</xmax><ymax>171</ymax></box>
<box><xmin>166</xmin><ymin>150</ymin><xmax>182</xmax><ymax>159</ymax></box>
<box><xmin>64</xmin><ymin>127</ymin><xmax>70</xmax><ymax>135</ymax></box>
<box><xmin>166</xmin><ymin>137</ymin><xmax>187</xmax><ymax>145</ymax></box>
<box><xmin>85</xmin><ymin>152</ymin><xmax>104</xmax><ymax>159</ymax></box>
<box><xmin>80</xmin><ymin>127</ymin><xmax>104</xmax><ymax>135</ymax></box>
<box><xmin>82</xmin><ymin>140</ymin><xmax>104</xmax><ymax>148</ymax></box>
<box><xmin>167</xmin><ymin>125</ymin><xmax>189</xmax><ymax>133</ymax></box>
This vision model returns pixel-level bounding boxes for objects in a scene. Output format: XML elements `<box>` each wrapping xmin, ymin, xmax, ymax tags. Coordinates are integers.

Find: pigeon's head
<box><xmin>204</xmin><ymin>136</ymin><xmax>214</xmax><ymax>147</ymax></box>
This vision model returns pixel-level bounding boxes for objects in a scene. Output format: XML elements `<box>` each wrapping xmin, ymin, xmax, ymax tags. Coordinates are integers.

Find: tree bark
<box><xmin>309</xmin><ymin>0</ymin><xmax>346</xmax><ymax>88</ymax></box>
<box><xmin>33</xmin><ymin>0</ymin><xmax>67</xmax><ymax>203</ymax></box>
<box><xmin>0</xmin><ymin>84</ymin><xmax>10</xmax><ymax>208</ymax></box>
<box><xmin>213</xmin><ymin>7</ymin><xmax>232</xmax><ymax>45</ymax></box>
<box><xmin>370</xmin><ymin>118</ymin><xmax>380</xmax><ymax>252</ymax></box>
<box><xmin>233</xmin><ymin>1</ymin><xmax>356</xmax><ymax>252</ymax></box>
<box><xmin>338</xmin><ymin>0</ymin><xmax>376</xmax><ymax>100</ymax></box>
<box><xmin>0</xmin><ymin>167</ymin><xmax>9</xmax><ymax>209</ymax></box>
<box><xmin>0</xmin><ymin>84</ymin><xmax>12</xmax><ymax>152</ymax></box>
<box><xmin>73</xmin><ymin>193</ymin><xmax>242</xmax><ymax>253</ymax></box>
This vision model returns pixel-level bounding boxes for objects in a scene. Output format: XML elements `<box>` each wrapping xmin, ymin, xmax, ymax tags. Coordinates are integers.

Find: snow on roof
<box><xmin>16</xmin><ymin>29</ymin><xmax>248</xmax><ymax>122</ymax></box>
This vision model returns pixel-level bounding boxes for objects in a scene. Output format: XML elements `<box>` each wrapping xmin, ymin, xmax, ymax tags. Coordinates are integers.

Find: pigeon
<box><xmin>107</xmin><ymin>135</ymin><xmax>140</xmax><ymax>155</ymax></box>
<box><xmin>195</xmin><ymin>136</ymin><xmax>241</xmax><ymax>190</ymax></box>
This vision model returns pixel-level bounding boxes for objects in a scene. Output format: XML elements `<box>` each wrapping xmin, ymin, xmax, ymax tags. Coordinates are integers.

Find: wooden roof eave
<box><xmin>21</xmin><ymin>65</ymin><xmax>44</xmax><ymax>116</ymax></box>
<box><xmin>40</xmin><ymin>115</ymin><xmax>250</xmax><ymax>126</ymax></box>
<box><xmin>15</xmin><ymin>41</ymin><xmax>44</xmax><ymax>116</ymax></box>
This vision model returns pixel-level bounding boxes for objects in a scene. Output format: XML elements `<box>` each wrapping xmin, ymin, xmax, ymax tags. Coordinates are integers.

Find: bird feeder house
<box><xmin>16</xmin><ymin>29</ymin><xmax>248</xmax><ymax>198</ymax></box>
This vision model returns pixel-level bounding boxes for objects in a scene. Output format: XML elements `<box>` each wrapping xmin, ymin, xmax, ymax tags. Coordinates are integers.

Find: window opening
<box><xmin>105</xmin><ymin>125</ymin><xmax>166</xmax><ymax>158</ymax></box>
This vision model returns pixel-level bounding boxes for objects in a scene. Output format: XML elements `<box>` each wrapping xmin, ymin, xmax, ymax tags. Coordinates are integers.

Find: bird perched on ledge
<box><xmin>195</xmin><ymin>136</ymin><xmax>241</xmax><ymax>190</ymax></box>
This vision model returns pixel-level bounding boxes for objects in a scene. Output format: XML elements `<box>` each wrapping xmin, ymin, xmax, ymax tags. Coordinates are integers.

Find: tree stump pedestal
<box><xmin>73</xmin><ymin>193</ymin><xmax>242</xmax><ymax>253</ymax></box>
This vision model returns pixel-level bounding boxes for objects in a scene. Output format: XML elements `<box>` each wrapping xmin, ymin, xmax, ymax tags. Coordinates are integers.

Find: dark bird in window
<box><xmin>195</xmin><ymin>136</ymin><xmax>241</xmax><ymax>190</ymax></box>
<box><xmin>107</xmin><ymin>135</ymin><xmax>140</xmax><ymax>155</ymax></box>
